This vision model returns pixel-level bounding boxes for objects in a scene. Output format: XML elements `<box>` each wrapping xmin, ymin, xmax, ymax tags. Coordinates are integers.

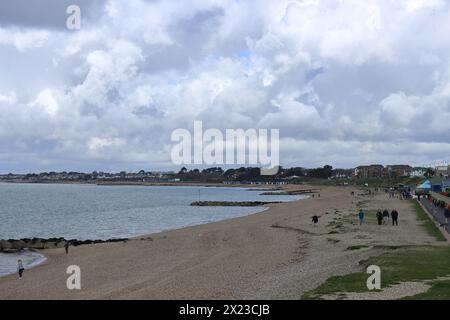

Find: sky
<box><xmin>1</xmin><ymin>0</ymin><xmax>450</xmax><ymax>173</ymax></box>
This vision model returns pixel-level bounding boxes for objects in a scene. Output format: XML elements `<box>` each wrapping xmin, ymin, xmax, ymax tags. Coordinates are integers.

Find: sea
<box><xmin>0</xmin><ymin>183</ymin><xmax>303</xmax><ymax>276</ymax></box>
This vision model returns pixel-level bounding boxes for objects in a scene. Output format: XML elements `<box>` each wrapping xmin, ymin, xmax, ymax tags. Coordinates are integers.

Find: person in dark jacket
<box><xmin>391</xmin><ymin>209</ymin><xmax>399</xmax><ymax>226</ymax></box>
<box><xmin>312</xmin><ymin>215</ymin><xmax>319</xmax><ymax>226</ymax></box>
<box><xmin>376</xmin><ymin>210</ymin><xmax>383</xmax><ymax>225</ymax></box>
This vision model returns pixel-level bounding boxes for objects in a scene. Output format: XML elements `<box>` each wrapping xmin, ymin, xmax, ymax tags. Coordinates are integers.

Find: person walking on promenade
<box><xmin>17</xmin><ymin>259</ymin><xmax>24</xmax><ymax>279</ymax></box>
<box><xmin>358</xmin><ymin>209</ymin><xmax>365</xmax><ymax>225</ymax></box>
<box><xmin>376</xmin><ymin>210</ymin><xmax>383</xmax><ymax>225</ymax></box>
<box><xmin>444</xmin><ymin>205</ymin><xmax>450</xmax><ymax>225</ymax></box>
<box><xmin>391</xmin><ymin>209</ymin><xmax>399</xmax><ymax>226</ymax></box>
<box><xmin>65</xmin><ymin>241</ymin><xmax>70</xmax><ymax>254</ymax></box>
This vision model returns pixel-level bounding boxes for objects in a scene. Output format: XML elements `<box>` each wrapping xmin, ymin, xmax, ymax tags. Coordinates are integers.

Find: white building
<box><xmin>409</xmin><ymin>168</ymin><xmax>426</xmax><ymax>178</ymax></box>
<box><xmin>435</xmin><ymin>166</ymin><xmax>450</xmax><ymax>178</ymax></box>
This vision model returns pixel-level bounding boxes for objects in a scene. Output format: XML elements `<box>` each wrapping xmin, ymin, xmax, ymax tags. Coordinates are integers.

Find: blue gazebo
<box><xmin>416</xmin><ymin>180</ymin><xmax>431</xmax><ymax>191</ymax></box>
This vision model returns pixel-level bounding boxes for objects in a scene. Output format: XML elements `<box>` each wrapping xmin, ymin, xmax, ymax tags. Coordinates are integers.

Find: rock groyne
<box><xmin>190</xmin><ymin>201</ymin><xmax>282</xmax><ymax>207</ymax></box>
<box><xmin>0</xmin><ymin>237</ymin><xmax>128</xmax><ymax>253</ymax></box>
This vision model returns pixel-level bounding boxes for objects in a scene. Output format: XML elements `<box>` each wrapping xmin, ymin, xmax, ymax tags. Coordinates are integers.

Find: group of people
<box><xmin>376</xmin><ymin>209</ymin><xmax>399</xmax><ymax>226</ymax></box>
<box><xmin>427</xmin><ymin>194</ymin><xmax>450</xmax><ymax>225</ymax></box>
<box><xmin>357</xmin><ymin>209</ymin><xmax>399</xmax><ymax>226</ymax></box>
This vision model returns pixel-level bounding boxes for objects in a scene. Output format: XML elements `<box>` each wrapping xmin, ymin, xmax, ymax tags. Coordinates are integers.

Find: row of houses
<box><xmin>435</xmin><ymin>166</ymin><xmax>450</xmax><ymax>177</ymax></box>
<box><xmin>354</xmin><ymin>165</ymin><xmax>414</xmax><ymax>179</ymax></box>
<box><xmin>354</xmin><ymin>164</ymin><xmax>450</xmax><ymax>179</ymax></box>
<box><xmin>0</xmin><ymin>170</ymin><xmax>178</xmax><ymax>183</ymax></box>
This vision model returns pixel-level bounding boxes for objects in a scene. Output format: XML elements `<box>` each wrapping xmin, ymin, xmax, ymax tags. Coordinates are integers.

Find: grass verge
<box><xmin>402</xmin><ymin>280</ymin><xmax>450</xmax><ymax>300</ymax></box>
<box><xmin>303</xmin><ymin>246</ymin><xmax>450</xmax><ymax>300</ymax></box>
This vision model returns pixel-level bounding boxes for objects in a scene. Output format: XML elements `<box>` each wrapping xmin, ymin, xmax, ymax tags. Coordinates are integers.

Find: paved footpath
<box><xmin>420</xmin><ymin>198</ymin><xmax>450</xmax><ymax>235</ymax></box>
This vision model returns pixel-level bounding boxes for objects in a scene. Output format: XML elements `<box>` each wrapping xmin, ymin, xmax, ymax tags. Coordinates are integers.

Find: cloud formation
<box><xmin>1</xmin><ymin>0</ymin><xmax>450</xmax><ymax>172</ymax></box>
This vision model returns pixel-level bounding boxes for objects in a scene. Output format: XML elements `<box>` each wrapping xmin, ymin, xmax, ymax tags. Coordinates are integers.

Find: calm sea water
<box><xmin>0</xmin><ymin>183</ymin><xmax>303</xmax><ymax>276</ymax></box>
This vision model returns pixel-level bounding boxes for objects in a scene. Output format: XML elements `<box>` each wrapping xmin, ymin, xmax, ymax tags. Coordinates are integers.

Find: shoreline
<box><xmin>0</xmin><ymin>251</ymin><xmax>47</xmax><ymax>278</ymax></box>
<box><xmin>0</xmin><ymin>185</ymin><xmax>342</xmax><ymax>299</ymax></box>
<box><xmin>0</xmin><ymin>196</ymin><xmax>285</xmax><ymax>277</ymax></box>
<box><xmin>0</xmin><ymin>186</ymin><xmax>299</xmax><ymax>276</ymax></box>
<box><xmin>1</xmin><ymin>184</ymin><xmax>442</xmax><ymax>299</ymax></box>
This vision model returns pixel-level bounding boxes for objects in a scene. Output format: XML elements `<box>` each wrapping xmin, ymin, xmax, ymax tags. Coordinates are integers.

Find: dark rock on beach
<box><xmin>191</xmin><ymin>201</ymin><xmax>282</xmax><ymax>207</ymax></box>
<box><xmin>0</xmin><ymin>237</ymin><xmax>128</xmax><ymax>252</ymax></box>
<box><xmin>260</xmin><ymin>188</ymin><xmax>320</xmax><ymax>196</ymax></box>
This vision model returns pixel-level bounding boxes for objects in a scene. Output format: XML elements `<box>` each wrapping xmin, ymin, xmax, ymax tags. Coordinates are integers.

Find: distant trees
<box><xmin>307</xmin><ymin>165</ymin><xmax>333</xmax><ymax>179</ymax></box>
<box><xmin>425</xmin><ymin>168</ymin><xmax>435</xmax><ymax>178</ymax></box>
<box><xmin>174</xmin><ymin>165</ymin><xmax>335</xmax><ymax>181</ymax></box>
<box><xmin>282</xmin><ymin>167</ymin><xmax>307</xmax><ymax>177</ymax></box>
<box><xmin>223</xmin><ymin>167</ymin><xmax>261</xmax><ymax>180</ymax></box>
<box><xmin>178</xmin><ymin>167</ymin><xmax>188</xmax><ymax>175</ymax></box>
<box><xmin>176</xmin><ymin>167</ymin><xmax>224</xmax><ymax>181</ymax></box>
<box><xmin>202</xmin><ymin>167</ymin><xmax>223</xmax><ymax>174</ymax></box>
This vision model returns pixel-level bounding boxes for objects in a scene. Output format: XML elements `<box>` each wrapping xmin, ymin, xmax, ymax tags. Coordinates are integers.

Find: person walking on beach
<box><xmin>382</xmin><ymin>209</ymin><xmax>389</xmax><ymax>225</ymax></box>
<box><xmin>64</xmin><ymin>241</ymin><xmax>70</xmax><ymax>254</ymax></box>
<box><xmin>312</xmin><ymin>215</ymin><xmax>319</xmax><ymax>226</ymax></box>
<box><xmin>17</xmin><ymin>259</ymin><xmax>24</xmax><ymax>279</ymax></box>
<box><xmin>358</xmin><ymin>209</ymin><xmax>365</xmax><ymax>225</ymax></box>
<box><xmin>391</xmin><ymin>209</ymin><xmax>399</xmax><ymax>226</ymax></box>
<box><xmin>376</xmin><ymin>210</ymin><xmax>383</xmax><ymax>225</ymax></box>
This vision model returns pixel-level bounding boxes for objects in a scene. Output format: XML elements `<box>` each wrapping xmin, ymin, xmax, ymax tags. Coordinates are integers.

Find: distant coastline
<box><xmin>0</xmin><ymin>180</ymin><xmax>275</xmax><ymax>189</ymax></box>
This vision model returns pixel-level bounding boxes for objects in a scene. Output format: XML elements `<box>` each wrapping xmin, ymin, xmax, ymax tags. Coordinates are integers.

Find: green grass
<box><xmin>402</xmin><ymin>280</ymin><xmax>450</xmax><ymax>300</ymax></box>
<box><xmin>346</xmin><ymin>177</ymin><xmax>423</xmax><ymax>187</ymax></box>
<box><xmin>303</xmin><ymin>246</ymin><xmax>450</xmax><ymax>300</ymax></box>
<box><xmin>413</xmin><ymin>201</ymin><xmax>447</xmax><ymax>242</ymax></box>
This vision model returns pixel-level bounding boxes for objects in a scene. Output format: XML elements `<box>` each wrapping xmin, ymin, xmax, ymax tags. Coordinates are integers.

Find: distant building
<box><xmin>354</xmin><ymin>165</ymin><xmax>384</xmax><ymax>179</ymax></box>
<box><xmin>385</xmin><ymin>165</ymin><xmax>412</xmax><ymax>178</ymax></box>
<box><xmin>354</xmin><ymin>164</ymin><xmax>415</xmax><ymax>179</ymax></box>
<box><xmin>409</xmin><ymin>167</ymin><xmax>427</xmax><ymax>178</ymax></box>
<box><xmin>223</xmin><ymin>181</ymin><xmax>240</xmax><ymax>185</ymax></box>
<box><xmin>430</xmin><ymin>177</ymin><xmax>446</xmax><ymax>192</ymax></box>
<box><xmin>435</xmin><ymin>165</ymin><xmax>450</xmax><ymax>178</ymax></box>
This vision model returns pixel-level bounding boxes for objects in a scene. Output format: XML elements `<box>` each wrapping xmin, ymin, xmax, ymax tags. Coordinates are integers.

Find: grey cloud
<box><xmin>2</xmin><ymin>0</ymin><xmax>450</xmax><ymax>172</ymax></box>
